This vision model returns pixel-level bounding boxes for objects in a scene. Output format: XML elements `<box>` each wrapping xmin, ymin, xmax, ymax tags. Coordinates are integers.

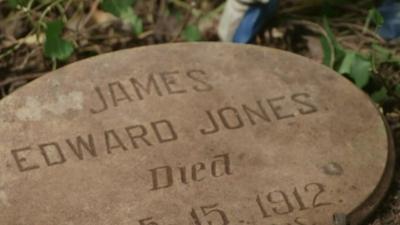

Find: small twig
<box><xmin>38</xmin><ymin>0</ymin><xmax>64</xmax><ymax>22</ymax></box>
<box><xmin>287</xmin><ymin>19</ymin><xmax>335</xmax><ymax>67</ymax></box>
<box><xmin>4</xmin><ymin>0</ymin><xmax>58</xmax><ymax>25</ymax></box>
<box><xmin>171</xmin><ymin>9</ymin><xmax>192</xmax><ymax>42</ymax></box>
<box><xmin>0</xmin><ymin>42</ymin><xmax>23</xmax><ymax>61</ymax></box>
<box><xmin>84</xmin><ymin>20</ymin><xmax>115</xmax><ymax>33</ymax></box>
<box><xmin>331</xmin><ymin>22</ymin><xmax>386</xmax><ymax>44</ymax></box>
<box><xmin>82</xmin><ymin>0</ymin><xmax>100</xmax><ymax>28</ymax></box>
<box><xmin>63</xmin><ymin>0</ymin><xmax>73</xmax><ymax>12</ymax></box>
<box><xmin>336</xmin><ymin>4</ymin><xmax>369</xmax><ymax>16</ymax></box>
<box><xmin>170</xmin><ymin>0</ymin><xmax>201</xmax><ymax>17</ymax></box>
<box><xmin>280</xmin><ymin>3</ymin><xmax>321</xmax><ymax>14</ymax></box>
<box><xmin>15</xmin><ymin>46</ymin><xmax>40</xmax><ymax>71</ymax></box>
<box><xmin>336</xmin><ymin>35</ymin><xmax>359</xmax><ymax>42</ymax></box>
<box><xmin>0</xmin><ymin>86</ymin><xmax>7</xmax><ymax>98</ymax></box>
<box><xmin>374</xmin><ymin>70</ymin><xmax>400</xmax><ymax>101</ymax></box>
<box><xmin>0</xmin><ymin>73</ymin><xmax>43</xmax><ymax>88</ymax></box>
<box><xmin>138</xmin><ymin>30</ymin><xmax>155</xmax><ymax>39</ymax></box>
<box><xmin>391</xmin><ymin>123</ymin><xmax>400</xmax><ymax>132</ymax></box>
<box><xmin>199</xmin><ymin>2</ymin><xmax>226</xmax><ymax>22</ymax></box>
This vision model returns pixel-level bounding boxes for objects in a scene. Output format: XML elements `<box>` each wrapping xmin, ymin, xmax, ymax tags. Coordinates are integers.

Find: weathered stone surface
<box><xmin>0</xmin><ymin>43</ymin><xmax>394</xmax><ymax>225</ymax></box>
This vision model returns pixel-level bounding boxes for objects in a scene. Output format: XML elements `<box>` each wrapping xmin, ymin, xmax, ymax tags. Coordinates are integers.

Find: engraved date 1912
<box><xmin>256</xmin><ymin>182</ymin><xmax>334</xmax><ymax>218</ymax></box>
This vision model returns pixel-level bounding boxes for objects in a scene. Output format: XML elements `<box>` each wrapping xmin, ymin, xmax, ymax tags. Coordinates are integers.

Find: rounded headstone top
<box><xmin>0</xmin><ymin>43</ymin><xmax>394</xmax><ymax>225</ymax></box>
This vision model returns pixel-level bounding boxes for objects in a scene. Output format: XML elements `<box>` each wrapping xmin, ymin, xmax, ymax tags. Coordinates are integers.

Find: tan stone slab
<box><xmin>0</xmin><ymin>43</ymin><xmax>394</xmax><ymax>225</ymax></box>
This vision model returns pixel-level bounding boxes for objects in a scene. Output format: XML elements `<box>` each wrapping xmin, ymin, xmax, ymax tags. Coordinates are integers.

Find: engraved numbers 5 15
<box><xmin>138</xmin><ymin>203</ymin><xmax>229</xmax><ymax>225</ymax></box>
<box><xmin>190</xmin><ymin>203</ymin><xmax>229</xmax><ymax>225</ymax></box>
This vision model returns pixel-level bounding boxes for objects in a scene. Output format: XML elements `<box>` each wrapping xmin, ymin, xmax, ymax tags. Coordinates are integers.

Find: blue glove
<box><xmin>233</xmin><ymin>0</ymin><xmax>279</xmax><ymax>43</ymax></box>
<box><xmin>378</xmin><ymin>0</ymin><xmax>400</xmax><ymax>40</ymax></box>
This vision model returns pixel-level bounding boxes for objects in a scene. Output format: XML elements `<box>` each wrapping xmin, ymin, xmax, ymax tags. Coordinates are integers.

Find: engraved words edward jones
<box><xmin>0</xmin><ymin>44</ymin><xmax>394</xmax><ymax>225</ymax></box>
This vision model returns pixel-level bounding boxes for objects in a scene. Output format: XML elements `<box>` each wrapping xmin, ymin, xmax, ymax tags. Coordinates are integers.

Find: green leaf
<box><xmin>350</xmin><ymin>54</ymin><xmax>372</xmax><ymax>88</ymax></box>
<box><xmin>320</xmin><ymin>36</ymin><xmax>332</xmax><ymax>67</ymax></box>
<box><xmin>338</xmin><ymin>51</ymin><xmax>356</xmax><ymax>74</ymax></box>
<box><xmin>44</xmin><ymin>20</ymin><xmax>74</xmax><ymax>61</ymax></box>
<box><xmin>172</xmin><ymin>10</ymin><xmax>184</xmax><ymax>22</ymax></box>
<box><xmin>101</xmin><ymin>0</ymin><xmax>134</xmax><ymax>16</ymax></box>
<box><xmin>371</xmin><ymin>44</ymin><xmax>392</xmax><ymax>70</ymax></box>
<box><xmin>369</xmin><ymin>8</ymin><xmax>384</xmax><ymax>27</ymax></box>
<box><xmin>338</xmin><ymin>51</ymin><xmax>371</xmax><ymax>88</ymax></box>
<box><xmin>322</xmin><ymin>17</ymin><xmax>340</xmax><ymax>50</ymax></box>
<box><xmin>7</xmin><ymin>0</ymin><xmax>29</xmax><ymax>8</ymax></box>
<box><xmin>372</xmin><ymin>44</ymin><xmax>392</xmax><ymax>62</ymax></box>
<box><xmin>182</xmin><ymin>25</ymin><xmax>202</xmax><ymax>42</ymax></box>
<box><xmin>364</xmin><ymin>8</ymin><xmax>384</xmax><ymax>33</ymax></box>
<box><xmin>395</xmin><ymin>85</ymin><xmax>400</xmax><ymax>97</ymax></box>
<box><xmin>371</xmin><ymin>87</ymin><xmax>390</xmax><ymax>103</ymax></box>
<box><xmin>322</xmin><ymin>17</ymin><xmax>348</xmax><ymax>70</ymax></box>
<box><xmin>101</xmin><ymin>0</ymin><xmax>143</xmax><ymax>35</ymax></box>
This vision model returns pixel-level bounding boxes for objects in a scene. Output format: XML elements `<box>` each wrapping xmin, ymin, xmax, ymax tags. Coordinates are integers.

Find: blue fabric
<box><xmin>233</xmin><ymin>0</ymin><xmax>279</xmax><ymax>43</ymax></box>
<box><xmin>378</xmin><ymin>0</ymin><xmax>400</xmax><ymax>40</ymax></box>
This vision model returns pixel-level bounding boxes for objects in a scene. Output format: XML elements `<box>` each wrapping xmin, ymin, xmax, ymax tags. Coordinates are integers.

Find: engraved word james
<box><xmin>90</xmin><ymin>69</ymin><xmax>213</xmax><ymax>114</ymax></box>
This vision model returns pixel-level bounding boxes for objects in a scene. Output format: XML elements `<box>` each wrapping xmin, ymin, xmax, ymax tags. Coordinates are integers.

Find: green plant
<box><xmin>44</xmin><ymin>19</ymin><xmax>74</xmax><ymax>62</ymax></box>
<box><xmin>3</xmin><ymin>0</ymin><xmax>145</xmax><ymax>68</ymax></box>
<box><xmin>320</xmin><ymin>16</ymin><xmax>400</xmax><ymax>104</ymax></box>
<box><xmin>5</xmin><ymin>0</ymin><xmax>76</xmax><ymax>67</ymax></box>
<box><xmin>182</xmin><ymin>24</ymin><xmax>202</xmax><ymax>41</ymax></box>
<box><xmin>101</xmin><ymin>0</ymin><xmax>143</xmax><ymax>35</ymax></box>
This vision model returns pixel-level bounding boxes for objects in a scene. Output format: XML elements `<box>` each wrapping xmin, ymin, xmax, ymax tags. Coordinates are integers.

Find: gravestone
<box><xmin>0</xmin><ymin>43</ymin><xmax>395</xmax><ymax>225</ymax></box>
